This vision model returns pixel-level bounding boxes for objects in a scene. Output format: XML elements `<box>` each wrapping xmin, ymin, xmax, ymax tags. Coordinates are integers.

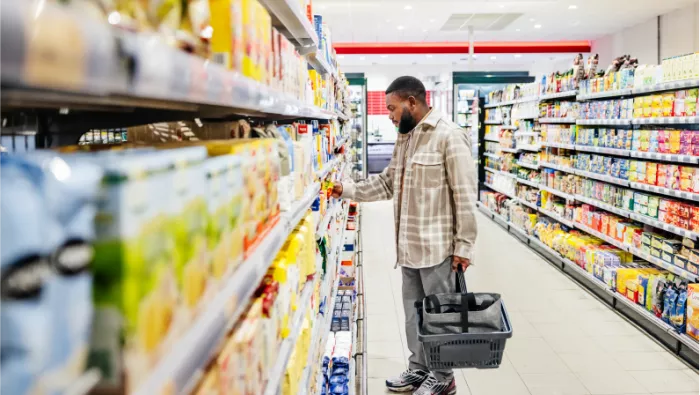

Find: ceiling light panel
<box><xmin>440</xmin><ymin>13</ymin><xmax>523</xmax><ymax>31</ymax></box>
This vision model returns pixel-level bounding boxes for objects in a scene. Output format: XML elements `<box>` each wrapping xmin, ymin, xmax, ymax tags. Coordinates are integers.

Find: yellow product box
<box><xmin>241</xmin><ymin>0</ymin><xmax>259</xmax><ymax>80</ymax></box>
<box><xmin>687</xmin><ymin>284</ymin><xmax>699</xmax><ymax>340</ymax></box>
<box><xmin>209</xmin><ymin>0</ymin><xmax>243</xmax><ymax>71</ymax></box>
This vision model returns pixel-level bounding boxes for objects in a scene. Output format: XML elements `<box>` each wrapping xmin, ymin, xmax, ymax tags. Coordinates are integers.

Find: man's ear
<box><xmin>407</xmin><ymin>96</ymin><xmax>417</xmax><ymax>109</ymax></box>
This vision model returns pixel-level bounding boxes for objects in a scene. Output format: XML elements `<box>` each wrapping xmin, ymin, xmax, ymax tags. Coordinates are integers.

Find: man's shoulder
<box><xmin>433</xmin><ymin>116</ymin><xmax>468</xmax><ymax>138</ymax></box>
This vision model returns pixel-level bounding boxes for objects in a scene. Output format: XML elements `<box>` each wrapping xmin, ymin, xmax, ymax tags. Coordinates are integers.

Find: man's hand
<box><xmin>452</xmin><ymin>256</ymin><xmax>471</xmax><ymax>272</ymax></box>
<box><xmin>331</xmin><ymin>183</ymin><xmax>343</xmax><ymax>199</ymax></box>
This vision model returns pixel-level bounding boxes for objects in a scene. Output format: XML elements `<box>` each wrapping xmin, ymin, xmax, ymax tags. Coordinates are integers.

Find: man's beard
<box><xmin>398</xmin><ymin>108</ymin><xmax>417</xmax><ymax>134</ymax></box>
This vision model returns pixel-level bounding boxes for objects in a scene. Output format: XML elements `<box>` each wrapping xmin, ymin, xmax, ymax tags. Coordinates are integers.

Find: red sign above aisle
<box><xmin>334</xmin><ymin>41</ymin><xmax>591</xmax><ymax>55</ymax></box>
<box><xmin>367</xmin><ymin>91</ymin><xmax>432</xmax><ymax>115</ymax></box>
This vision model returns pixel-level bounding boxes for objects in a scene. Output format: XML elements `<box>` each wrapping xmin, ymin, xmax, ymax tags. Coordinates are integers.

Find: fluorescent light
<box><xmin>529</xmin><ymin>18</ymin><xmax>535</xmax><ymax>22</ymax></box>
<box><xmin>490</xmin><ymin>56</ymin><xmax>497</xmax><ymax>60</ymax></box>
<box><xmin>338</xmin><ymin>55</ymin><xmax>345</xmax><ymax>59</ymax></box>
<box><xmin>385</xmin><ymin>19</ymin><xmax>391</xmax><ymax>23</ymax></box>
<box><xmin>499</xmin><ymin>4</ymin><xmax>505</xmax><ymax>8</ymax></box>
<box><xmin>429</xmin><ymin>19</ymin><xmax>435</xmax><ymax>23</ymax></box>
<box><xmin>422</xmin><ymin>29</ymin><xmax>428</xmax><ymax>32</ymax></box>
<box><xmin>516</xmin><ymin>28</ymin><xmax>521</xmax><ymax>32</ymax></box>
<box><xmin>472</xmin><ymin>55</ymin><xmax>478</xmax><ymax>59</ymax></box>
<box><xmin>514</xmin><ymin>54</ymin><xmax>522</xmax><ymax>58</ymax></box>
<box><xmin>534</xmin><ymin>24</ymin><xmax>542</xmax><ymax>29</ymax></box>
<box><xmin>380</xmin><ymin>55</ymin><xmax>388</xmax><ymax>58</ymax></box>
<box><xmin>568</xmin><ymin>4</ymin><xmax>577</xmax><ymax>9</ymax></box>
<box><xmin>397</xmin><ymin>25</ymin><xmax>404</xmax><ymax>30</ymax></box>
<box><xmin>426</xmin><ymin>54</ymin><xmax>433</xmax><ymax>58</ymax></box>
<box><xmin>404</xmin><ymin>5</ymin><xmax>412</xmax><ymax>10</ymax></box>
<box><xmin>359</xmin><ymin>56</ymin><xmax>366</xmax><ymax>60</ymax></box>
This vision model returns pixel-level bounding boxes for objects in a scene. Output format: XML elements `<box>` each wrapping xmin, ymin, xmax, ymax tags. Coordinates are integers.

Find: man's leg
<box><xmin>419</xmin><ymin>257</ymin><xmax>456</xmax><ymax>383</ymax></box>
<box><xmin>402</xmin><ymin>266</ymin><xmax>428</xmax><ymax>372</ymax></box>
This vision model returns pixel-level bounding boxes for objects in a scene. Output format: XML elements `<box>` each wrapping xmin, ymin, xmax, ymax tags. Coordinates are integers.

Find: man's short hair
<box><xmin>385</xmin><ymin>76</ymin><xmax>427</xmax><ymax>104</ymax></box>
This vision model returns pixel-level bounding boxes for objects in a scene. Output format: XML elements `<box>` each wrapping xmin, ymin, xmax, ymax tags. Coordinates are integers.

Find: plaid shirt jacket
<box><xmin>344</xmin><ymin>110</ymin><xmax>478</xmax><ymax>268</ymax></box>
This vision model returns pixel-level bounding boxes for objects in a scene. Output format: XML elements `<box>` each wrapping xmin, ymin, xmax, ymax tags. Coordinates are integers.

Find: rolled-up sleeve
<box><xmin>343</xmin><ymin>144</ymin><xmax>397</xmax><ymax>202</ymax></box>
<box><xmin>444</xmin><ymin>128</ymin><xmax>478</xmax><ymax>260</ymax></box>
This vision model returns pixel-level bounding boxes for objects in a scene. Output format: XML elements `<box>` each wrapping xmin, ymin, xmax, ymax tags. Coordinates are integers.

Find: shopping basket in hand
<box><xmin>414</xmin><ymin>267</ymin><xmax>512</xmax><ymax>370</ymax></box>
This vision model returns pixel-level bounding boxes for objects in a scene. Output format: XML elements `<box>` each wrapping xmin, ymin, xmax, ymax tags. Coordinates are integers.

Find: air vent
<box><xmin>440</xmin><ymin>13</ymin><xmax>522</xmax><ymax>31</ymax></box>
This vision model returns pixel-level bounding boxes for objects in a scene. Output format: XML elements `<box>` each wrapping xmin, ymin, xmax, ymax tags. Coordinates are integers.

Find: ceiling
<box><xmin>338</xmin><ymin>53</ymin><xmax>571</xmax><ymax>66</ymax></box>
<box><xmin>314</xmin><ymin>0</ymin><xmax>697</xmax><ymax>43</ymax></box>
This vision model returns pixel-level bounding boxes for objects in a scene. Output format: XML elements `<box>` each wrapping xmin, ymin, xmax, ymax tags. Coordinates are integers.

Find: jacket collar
<box><xmin>416</xmin><ymin>108</ymin><xmax>441</xmax><ymax>130</ymax></box>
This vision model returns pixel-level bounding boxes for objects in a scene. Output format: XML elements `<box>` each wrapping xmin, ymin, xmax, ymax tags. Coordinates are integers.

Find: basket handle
<box><xmin>455</xmin><ymin>265</ymin><xmax>467</xmax><ymax>294</ymax></box>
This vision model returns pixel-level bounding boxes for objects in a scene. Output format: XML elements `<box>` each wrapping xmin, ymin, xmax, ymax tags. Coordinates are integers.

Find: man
<box><xmin>331</xmin><ymin>76</ymin><xmax>478</xmax><ymax>395</ymax></box>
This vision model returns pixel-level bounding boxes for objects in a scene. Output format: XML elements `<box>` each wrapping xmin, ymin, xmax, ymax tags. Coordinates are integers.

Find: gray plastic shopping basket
<box><xmin>414</xmin><ymin>268</ymin><xmax>513</xmax><ymax>370</ymax></box>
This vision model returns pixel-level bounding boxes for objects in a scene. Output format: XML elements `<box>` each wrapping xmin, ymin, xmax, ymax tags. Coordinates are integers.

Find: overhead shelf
<box><xmin>517</xmin><ymin>144</ymin><xmax>542</xmax><ymax>152</ymax></box>
<box><xmin>260</xmin><ymin>0</ymin><xmax>318</xmax><ymax>48</ymax></box>
<box><xmin>484</xmin><ymin>120</ymin><xmax>503</xmax><ymax>125</ymax></box>
<box><xmin>577</xmin><ymin>88</ymin><xmax>633</xmax><ymax>101</ymax></box>
<box><xmin>133</xmin><ymin>183</ymin><xmax>322</xmax><ymax>395</ymax></box>
<box><xmin>516</xmin><ymin>177</ymin><xmax>540</xmax><ymax>188</ymax></box>
<box><xmin>575</xmin><ymin>194</ymin><xmax>632</xmax><ymax>218</ymax></box>
<box><xmin>1</xmin><ymin>0</ymin><xmax>336</xmax><ymax>121</ymax></box>
<box><xmin>516</xmin><ymin>161</ymin><xmax>540</xmax><ymax>170</ymax></box>
<box><xmin>540</xmin><ymin>184</ymin><xmax>576</xmax><ymax>201</ymax></box>
<box><xmin>629</xmin><ymin>151</ymin><xmax>699</xmax><ymax>164</ymax></box>
<box><xmin>631</xmin><ymin>78</ymin><xmax>700</xmax><ymax>95</ymax></box>
<box><xmin>577</xmin><ymin>119</ymin><xmax>633</xmax><ymax>126</ymax></box>
<box><xmin>484</xmin><ymin>152</ymin><xmax>501</xmax><ymax>160</ymax></box>
<box><xmin>539</xmin><ymin>90</ymin><xmax>578</xmax><ymax>101</ymax></box>
<box><xmin>631</xmin><ymin>116</ymin><xmax>700</xmax><ymax>125</ymax></box>
<box><xmin>630</xmin><ymin>182</ymin><xmax>700</xmax><ymax>202</ymax></box>
<box><xmin>307</xmin><ymin>51</ymin><xmax>336</xmax><ymax>76</ymax></box>
<box><xmin>542</xmin><ymin>141</ymin><xmax>576</xmax><ymax>150</ymax></box>
<box><xmin>500</xmin><ymin>147</ymin><xmax>520</xmax><ymax>153</ymax></box>
<box><xmin>540</xmin><ymin>162</ymin><xmax>577</xmax><ymax>174</ymax></box>
<box><xmin>574</xmin><ymin>169</ymin><xmax>630</xmax><ymax>187</ymax></box>
<box><xmin>628</xmin><ymin>212</ymin><xmax>699</xmax><ymax>241</ymax></box>
<box><xmin>574</xmin><ymin>145</ymin><xmax>631</xmax><ymax>156</ymax></box>
<box><xmin>539</xmin><ymin>118</ymin><xmax>577</xmax><ymax>124</ymax></box>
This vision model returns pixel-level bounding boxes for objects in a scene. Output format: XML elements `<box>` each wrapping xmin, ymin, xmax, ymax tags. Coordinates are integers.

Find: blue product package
<box><xmin>330</xmin><ymin>382</ymin><xmax>349</xmax><ymax>395</ymax></box>
<box><xmin>332</xmin><ymin>357</ymin><xmax>350</xmax><ymax>368</ymax></box>
<box><xmin>33</xmin><ymin>154</ymin><xmax>102</xmax><ymax>392</ymax></box>
<box><xmin>329</xmin><ymin>374</ymin><xmax>348</xmax><ymax>385</ymax></box>
<box><xmin>0</xmin><ymin>156</ymin><xmax>59</xmax><ymax>395</ymax></box>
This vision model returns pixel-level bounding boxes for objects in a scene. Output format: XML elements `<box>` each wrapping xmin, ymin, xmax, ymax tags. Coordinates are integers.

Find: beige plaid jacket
<box><xmin>344</xmin><ymin>110</ymin><xmax>478</xmax><ymax>268</ymax></box>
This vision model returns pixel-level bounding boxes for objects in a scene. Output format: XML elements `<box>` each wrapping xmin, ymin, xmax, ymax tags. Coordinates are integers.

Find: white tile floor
<box><xmin>360</xmin><ymin>201</ymin><xmax>699</xmax><ymax>395</ymax></box>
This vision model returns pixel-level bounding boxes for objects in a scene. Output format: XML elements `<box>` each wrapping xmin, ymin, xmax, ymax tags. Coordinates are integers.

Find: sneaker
<box><xmin>385</xmin><ymin>369</ymin><xmax>430</xmax><ymax>392</ymax></box>
<box><xmin>413</xmin><ymin>375</ymin><xmax>457</xmax><ymax>395</ymax></box>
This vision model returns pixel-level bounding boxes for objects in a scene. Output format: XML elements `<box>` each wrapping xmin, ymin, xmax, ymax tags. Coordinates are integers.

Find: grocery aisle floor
<box><xmin>361</xmin><ymin>201</ymin><xmax>699</xmax><ymax>395</ymax></box>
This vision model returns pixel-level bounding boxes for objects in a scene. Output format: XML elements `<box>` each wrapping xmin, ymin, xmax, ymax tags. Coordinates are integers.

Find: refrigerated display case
<box><xmin>348</xmin><ymin>75</ymin><xmax>368</xmax><ymax>181</ymax></box>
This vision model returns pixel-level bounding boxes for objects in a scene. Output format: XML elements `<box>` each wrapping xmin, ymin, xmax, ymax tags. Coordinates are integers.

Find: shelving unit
<box><xmin>478</xmin><ymin>77</ymin><xmax>700</xmax><ymax>366</ymax></box>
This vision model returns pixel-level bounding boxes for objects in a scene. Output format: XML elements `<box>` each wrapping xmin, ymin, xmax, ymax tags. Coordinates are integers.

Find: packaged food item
<box><xmin>687</xmin><ymin>284</ymin><xmax>700</xmax><ymax>340</ymax></box>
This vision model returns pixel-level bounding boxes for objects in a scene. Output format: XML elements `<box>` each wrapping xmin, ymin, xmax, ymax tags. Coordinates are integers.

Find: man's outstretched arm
<box><xmin>332</xmin><ymin>144</ymin><xmax>398</xmax><ymax>202</ymax></box>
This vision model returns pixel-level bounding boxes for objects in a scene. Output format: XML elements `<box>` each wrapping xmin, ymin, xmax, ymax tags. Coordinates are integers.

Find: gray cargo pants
<box><xmin>402</xmin><ymin>256</ymin><xmax>455</xmax><ymax>382</ymax></box>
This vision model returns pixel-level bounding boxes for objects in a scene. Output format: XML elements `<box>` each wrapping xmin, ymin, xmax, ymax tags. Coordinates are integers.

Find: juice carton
<box><xmin>687</xmin><ymin>284</ymin><xmax>699</xmax><ymax>340</ymax></box>
<box><xmin>82</xmin><ymin>150</ymin><xmax>179</xmax><ymax>389</ymax></box>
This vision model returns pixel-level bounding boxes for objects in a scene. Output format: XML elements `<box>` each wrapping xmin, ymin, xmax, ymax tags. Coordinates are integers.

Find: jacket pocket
<box><xmin>412</xmin><ymin>152</ymin><xmax>444</xmax><ymax>189</ymax></box>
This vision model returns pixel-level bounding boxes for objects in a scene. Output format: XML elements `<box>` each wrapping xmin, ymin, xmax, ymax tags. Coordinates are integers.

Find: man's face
<box><xmin>386</xmin><ymin>92</ymin><xmax>417</xmax><ymax>134</ymax></box>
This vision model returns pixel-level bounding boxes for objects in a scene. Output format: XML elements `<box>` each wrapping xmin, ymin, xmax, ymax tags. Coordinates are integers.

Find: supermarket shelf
<box><xmin>484</xmin><ymin>120</ymin><xmax>503</xmax><ymax>125</ymax></box>
<box><xmin>513</xmin><ymin>132</ymin><xmax>539</xmax><ymax>137</ymax></box>
<box><xmin>539</xmin><ymin>90</ymin><xmax>578</xmax><ymax>101</ymax></box>
<box><xmin>501</xmin><ymin>125</ymin><xmax>519</xmax><ymax>130</ymax></box>
<box><xmin>316</xmin><ymin>157</ymin><xmax>339</xmax><ymax>180</ymax></box>
<box><xmin>577</xmin><ymin>119</ymin><xmax>633</xmax><ymax>126</ymax></box>
<box><xmin>628</xmin><ymin>212</ymin><xmax>699</xmax><ymax>241</ymax></box>
<box><xmin>316</xmin><ymin>202</ymin><xmax>340</xmax><ymax>238</ymax></box>
<box><xmin>517</xmin><ymin>144</ymin><xmax>542</xmax><ymax>152</ymax></box>
<box><xmin>629</xmin><ymin>182</ymin><xmax>700</xmax><ymax>202</ymax></box>
<box><xmin>575</xmin><ymin>169</ymin><xmax>630</xmax><ymax>187</ymax></box>
<box><xmin>574</xmin><ymin>145</ymin><xmax>631</xmax><ymax>156</ymax></box>
<box><xmin>539</xmin><ymin>118</ymin><xmax>577</xmax><ymax>124</ymax></box>
<box><xmin>336</xmin><ymin>111</ymin><xmax>350</xmax><ymax>122</ymax></box>
<box><xmin>484</xmin><ymin>183</ymin><xmax>516</xmax><ymax>199</ymax></box>
<box><xmin>577</xmin><ymin>88</ymin><xmax>633</xmax><ymax>101</ymax></box>
<box><xmin>542</xmin><ymin>141</ymin><xmax>576</xmax><ymax>150</ymax></box>
<box><xmin>540</xmin><ymin>162</ymin><xmax>577</xmax><ymax>174</ymax></box>
<box><xmin>540</xmin><ymin>185</ymin><xmax>575</xmax><ymax>201</ymax></box>
<box><xmin>65</xmin><ymin>369</ymin><xmax>101</xmax><ymax>395</ymax></box>
<box><xmin>516</xmin><ymin>177</ymin><xmax>540</xmax><ymax>188</ymax></box>
<box><xmin>307</xmin><ymin>51</ymin><xmax>336</xmax><ymax>77</ymax></box>
<box><xmin>133</xmin><ymin>183</ymin><xmax>322</xmax><ymax>395</ymax></box>
<box><xmin>0</xmin><ymin>1</ymin><xmax>336</xmax><ymax>122</ymax></box>
<box><xmin>631</xmin><ymin>116</ymin><xmax>700</xmax><ymax>125</ymax></box>
<box><xmin>484</xmin><ymin>152</ymin><xmax>501</xmax><ymax>160</ymax></box>
<box><xmin>629</xmin><ymin>151</ymin><xmax>699</xmax><ymax>164</ymax></box>
<box><xmin>263</xmin><ymin>282</ymin><xmax>314</xmax><ymax>395</ymax></box>
<box><xmin>632</xmin><ymin>79</ymin><xmax>700</xmax><ymax>95</ymax></box>
<box><xmin>485</xmin><ymin>167</ymin><xmax>498</xmax><ymax>174</ymax></box>
<box><xmin>484</xmin><ymin>95</ymin><xmax>540</xmax><ymax>108</ymax></box>
<box><xmin>516</xmin><ymin>161</ymin><xmax>540</xmax><ymax>170</ymax></box>
<box><xmin>484</xmin><ymin>136</ymin><xmax>500</xmax><ymax>143</ymax></box>
<box><xmin>260</xmin><ymin>0</ymin><xmax>318</xmax><ymax>47</ymax></box>
<box><xmin>574</xmin><ymin>221</ymin><xmax>629</xmax><ymax>251</ymax></box>
<box><xmin>498</xmin><ymin>170</ymin><xmax>516</xmax><ymax>179</ymax></box>
<box><xmin>628</xmin><ymin>247</ymin><xmax>699</xmax><ymax>282</ymax></box>
<box><xmin>481</xmin><ymin>192</ymin><xmax>700</xmax><ymax>361</ymax></box>
<box><xmin>517</xmin><ymin>198</ymin><xmax>539</xmax><ymax>211</ymax></box>
<box><xmin>575</xmin><ymin>194</ymin><xmax>631</xmax><ymax>218</ymax></box>
<box><xmin>477</xmin><ymin>202</ymin><xmax>510</xmax><ymax>228</ymax></box>
<box><xmin>538</xmin><ymin>208</ymin><xmax>575</xmax><ymax>227</ymax></box>
<box><xmin>500</xmin><ymin>147</ymin><xmax>521</xmax><ymax>153</ymax></box>
<box><xmin>508</xmin><ymin>222</ymin><xmax>531</xmax><ymax>239</ymax></box>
